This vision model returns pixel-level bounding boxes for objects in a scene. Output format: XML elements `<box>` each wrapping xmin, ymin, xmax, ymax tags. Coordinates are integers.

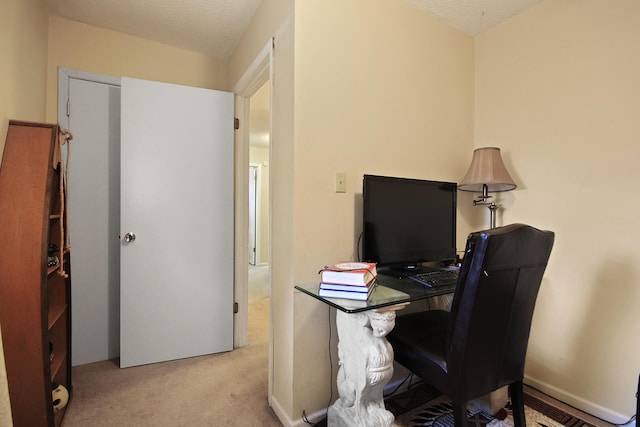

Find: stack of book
<box><xmin>318</xmin><ymin>262</ymin><xmax>377</xmax><ymax>300</ymax></box>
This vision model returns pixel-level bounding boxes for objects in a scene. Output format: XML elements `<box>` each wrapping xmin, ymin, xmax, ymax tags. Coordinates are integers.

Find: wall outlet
<box><xmin>335</xmin><ymin>172</ymin><xmax>346</xmax><ymax>193</ymax></box>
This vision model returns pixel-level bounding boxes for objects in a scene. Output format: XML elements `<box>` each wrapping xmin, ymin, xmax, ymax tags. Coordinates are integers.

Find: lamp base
<box><xmin>473</xmin><ymin>199</ymin><xmax>499</xmax><ymax>229</ymax></box>
<box><xmin>488</xmin><ymin>203</ymin><xmax>498</xmax><ymax>229</ymax></box>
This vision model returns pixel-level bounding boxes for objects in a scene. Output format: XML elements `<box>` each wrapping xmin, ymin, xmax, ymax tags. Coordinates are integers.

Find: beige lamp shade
<box><xmin>458</xmin><ymin>147</ymin><xmax>517</xmax><ymax>192</ymax></box>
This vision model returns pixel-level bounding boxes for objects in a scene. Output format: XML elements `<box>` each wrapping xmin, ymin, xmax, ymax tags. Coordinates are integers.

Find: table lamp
<box><xmin>458</xmin><ymin>147</ymin><xmax>517</xmax><ymax>229</ymax></box>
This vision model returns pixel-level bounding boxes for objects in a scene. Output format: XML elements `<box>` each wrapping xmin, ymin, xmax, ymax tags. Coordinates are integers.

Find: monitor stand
<box><xmin>379</xmin><ymin>261</ymin><xmax>453</xmax><ymax>279</ymax></box>
<box><xmin>379</xmin><ymin>263</ymin><xmax>426</xmax><ymax>279</ymax></box>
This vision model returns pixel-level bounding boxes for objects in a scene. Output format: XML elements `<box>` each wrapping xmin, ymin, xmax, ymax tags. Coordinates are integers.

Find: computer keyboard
<box><xmin>409</xmin><ymin>269</ymin><xmax>459</xmax><ymax>288</ymax></box>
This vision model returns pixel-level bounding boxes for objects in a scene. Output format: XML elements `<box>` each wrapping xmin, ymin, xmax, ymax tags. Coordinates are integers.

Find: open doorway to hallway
<box><xmin>248</xmin><ymin>80</ymin><xmax>270</xmax><ymax>343</ymax></box>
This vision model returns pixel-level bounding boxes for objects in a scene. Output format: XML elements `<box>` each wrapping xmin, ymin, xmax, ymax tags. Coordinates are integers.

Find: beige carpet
<box><xmin>62</xmin><ymin>296</ymin><xmax>280</xmax><ymax>426</ymax></box>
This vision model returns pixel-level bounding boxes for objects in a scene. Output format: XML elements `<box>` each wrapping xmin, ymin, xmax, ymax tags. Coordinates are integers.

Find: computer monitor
<box><xmin>362</xmin><ymin>174</ymin><xmax>457</xmax><ymax>271</ymax></box>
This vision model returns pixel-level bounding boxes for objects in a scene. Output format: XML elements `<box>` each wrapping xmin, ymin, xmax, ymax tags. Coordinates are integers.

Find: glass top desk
<box><xmin>295</xmin><ymin>272</ymin><xmax>456</xmax><ymax>313</ymax></box>
<box><xmin>295</xmin><ymin>273</ymin><xmax>456</xmax><ymax>426</ymax></box>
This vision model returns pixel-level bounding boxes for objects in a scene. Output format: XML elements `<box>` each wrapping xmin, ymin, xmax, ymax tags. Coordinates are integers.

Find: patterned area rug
<box><xmin>390</xmin><ymin>387</ymin><xmax>597</xmax><ymax>427</ymax></box>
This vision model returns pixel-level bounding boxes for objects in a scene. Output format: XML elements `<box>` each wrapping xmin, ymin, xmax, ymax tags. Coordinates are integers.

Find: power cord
<box><xmin>356</xmin><ymin>231</ymin><xmax>364</xmax><ymax>261</ymax></box>
<box><xmin>301</xmin><ymin>304</ymin><xmax>334</xmax><ymax>426</ymax></box>
<box><xmin>326</xmin><ymin>304</ymin><xmax>334</xmax><ymax>409</ymax></box>
<box><xmin>383</xmin><ymin>372</ymin><xmax>414</xmax><ymax>399</ymax></box>
<box><xmin>301</xmin><ymin>410</ymin><xmax>317</xmax><ymax>426</ymax></box>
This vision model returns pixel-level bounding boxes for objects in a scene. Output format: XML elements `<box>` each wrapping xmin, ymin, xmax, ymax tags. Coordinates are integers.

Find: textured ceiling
<box><xmin>43</xmin><ymin>0</ymin><xmax>543</xmax><ymax>61</ymax></box>
<box><xmin>409</xmin><ymin>0</ymin><xmax>543</xmax><ymax>36</ymax></box>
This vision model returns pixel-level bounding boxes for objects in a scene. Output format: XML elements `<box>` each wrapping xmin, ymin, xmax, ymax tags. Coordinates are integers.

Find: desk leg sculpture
<box><xmin>328</xmin><ymin>306</ymin><xmax>406</xmax><ymax>427</ymax></box>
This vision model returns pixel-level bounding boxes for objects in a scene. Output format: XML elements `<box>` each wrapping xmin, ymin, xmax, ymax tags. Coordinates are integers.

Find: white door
<box><xmin>120</xmin><ymin>77</ymin><xmax>234</xmax><ymax>368</ymax></box>
<box><xmin>248</xmin><ymin>165</ymin><xmax>257</xmax><ymax>265</ymax></box>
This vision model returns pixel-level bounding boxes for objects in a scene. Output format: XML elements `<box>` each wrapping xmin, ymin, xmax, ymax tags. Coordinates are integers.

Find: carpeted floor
<box><xmin>62</xmin><ymin>295</ymin><xmax>279</xmax><ymax>426</ymax></box>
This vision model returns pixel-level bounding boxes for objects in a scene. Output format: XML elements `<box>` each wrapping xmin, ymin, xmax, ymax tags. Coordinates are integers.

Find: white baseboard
<box><xmin>269</xmin><ymin>395</ymin><xmax>294</xmax><ymax>427</ymax></box>
<box><xmin>273</xmin><ymin>377</ymin><xmax>636</xmax><ymax>426</ymax></box>
<box><xmin>270</xmin><ymin>394</ymin><xmax>327</xmax><ymax>427</ymax></box>
<box><xmin>291</xmin><ymin>408</ymin><xmax>327</xmax><ymax>427</ymax></box>
<box><xmin>525</xmin><ymin>375</ymin><xmax>634</xmax><ymax>425</ymax></box>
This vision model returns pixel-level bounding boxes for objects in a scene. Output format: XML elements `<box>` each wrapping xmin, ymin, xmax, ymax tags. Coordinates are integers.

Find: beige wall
<box><xmin>228</xmin><ymin>0</ymin><xmax>293</xmax><ymax>86</ymax></box>
<box><xmin>291</xmin><ymin>0</ymin><xmax>475</xmax><ymax>419</ymax></box>
<box><xmin>475</xmin><ymin>0</ymin><xmax>640</xmax><ymax>421</ymax></box>
<box><xmin>0</xmin><ymin>0</ymin><xmax>49</xmax><ymax>154</ymax></box>
<box><xmin>268</xmin><ymin>20</ymin><xmax>296</xmax><ymax>422</ymax></box>
<box><xmin>0</xmin><ymin>0</ymin><xmax>50</xmax><ymax>424</ymax></box>
<box><xmin>45</xmin><ymin>16</ymin><xmax>229</xmax><ymax>123</ymax></box>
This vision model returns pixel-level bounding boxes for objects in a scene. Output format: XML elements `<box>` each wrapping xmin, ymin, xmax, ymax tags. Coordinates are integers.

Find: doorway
<box><xmin>249</xmin><ymin>79</ymin><xmax>270</xmax><ymax>269</ymax></box>
<box><xmin>231</xmin><ymin>39</ymin><xmax>274</xmax><ymax>351</ymax></box>
<box><xmin>248</xmin><ymin>165</ymin><xmax>258</xmax><ymax>266</ymax></box>
<box><xmin>248</xmin><ymin>80</ymin><xmax>271</xmax><ymax>313</ymax></box>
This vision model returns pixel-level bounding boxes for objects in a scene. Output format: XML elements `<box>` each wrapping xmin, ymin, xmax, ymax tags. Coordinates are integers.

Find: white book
<box><xmin>319</xmin><ymin>283</ymin><xmax>371</xmax><ymax>292</ymax></box>
<box><xmin>318</xmin><ymin>287</ymin><xmax>373</xmax><ymax>301</ymax></box>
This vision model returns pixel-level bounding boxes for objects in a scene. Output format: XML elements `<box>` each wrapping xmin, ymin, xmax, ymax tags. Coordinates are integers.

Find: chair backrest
<box><xmin>446</xmin><ymin>223</ymin><xmax>554</xmax><ymax>401</ymax></box>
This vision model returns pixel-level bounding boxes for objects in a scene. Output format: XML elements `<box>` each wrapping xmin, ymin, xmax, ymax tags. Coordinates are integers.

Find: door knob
<box><xmin>124</xmin><ymin>232</ymin><xmax>136</xmax><ymax>243</ymax></box>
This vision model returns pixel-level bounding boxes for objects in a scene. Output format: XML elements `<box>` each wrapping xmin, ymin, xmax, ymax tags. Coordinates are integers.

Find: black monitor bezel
<box><xmin>362</xmin><ymin>174</ymin><xmax>457</xmax><ymax>271</ymax></box>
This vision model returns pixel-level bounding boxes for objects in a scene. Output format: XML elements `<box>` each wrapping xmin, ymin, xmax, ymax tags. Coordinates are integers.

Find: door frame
<box><xmin>232</xmin><ymin>40</ymin><xmax>273</xmax><ymax>350</ymax></box>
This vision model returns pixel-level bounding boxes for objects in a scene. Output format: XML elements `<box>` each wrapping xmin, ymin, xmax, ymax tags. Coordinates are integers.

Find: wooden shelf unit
<box><xmin>0</xmin><ymin>121</ymin><xmax>72</xmax><ymax>427</ymax></box>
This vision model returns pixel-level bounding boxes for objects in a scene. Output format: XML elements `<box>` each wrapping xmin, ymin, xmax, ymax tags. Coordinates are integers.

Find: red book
<box><xmin>319</xmin><ymin>262</ymin><xmax>377</xmax><ymax>286</ymax></box>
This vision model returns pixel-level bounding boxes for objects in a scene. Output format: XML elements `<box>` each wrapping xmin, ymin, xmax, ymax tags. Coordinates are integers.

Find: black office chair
<box><xmin>388</xmin><ymin>223</ymin><xmax>554</xmax><ymax>426</ymax></box>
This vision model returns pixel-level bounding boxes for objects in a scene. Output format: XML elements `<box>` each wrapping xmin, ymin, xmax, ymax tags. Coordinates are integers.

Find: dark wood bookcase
<box><xmin>0</xmin><ymin>121</ymin><xmax>72</xmax><ymax>426</ymax></box>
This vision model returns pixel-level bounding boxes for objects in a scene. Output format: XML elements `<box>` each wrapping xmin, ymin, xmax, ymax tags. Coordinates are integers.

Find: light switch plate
<box><xmin>335</xmin><ymin>172</ymin><xmax>346</xmax><ymax>193</ymax></box>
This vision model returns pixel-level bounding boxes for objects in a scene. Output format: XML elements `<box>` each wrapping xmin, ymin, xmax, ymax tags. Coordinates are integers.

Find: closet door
<box><xmin>120</xmin><ymin>78</ymin><xmax>234</xmax><ymax>367</ymax></box>
<box><xmin>65</xmin><ymin>76</ymin><xmax>121</xmax><ymax>366</ymax></box>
